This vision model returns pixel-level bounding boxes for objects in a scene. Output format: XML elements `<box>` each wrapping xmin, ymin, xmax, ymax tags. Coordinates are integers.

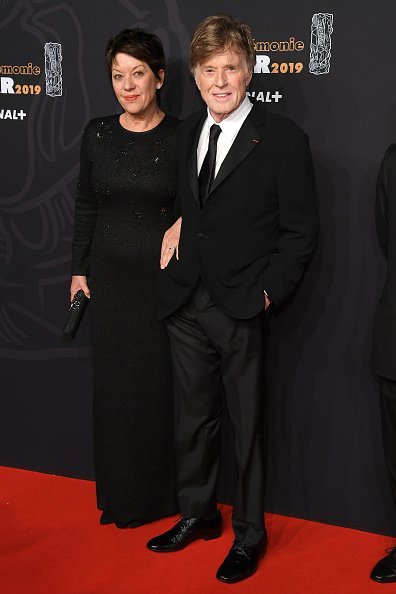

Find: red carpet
<box><xmin>0</xmin><ymin>466</ymin><xmax>393</xmax><ymax>594</ymax></box>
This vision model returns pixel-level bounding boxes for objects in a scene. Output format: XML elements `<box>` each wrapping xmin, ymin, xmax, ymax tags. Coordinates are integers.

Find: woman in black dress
<box><xmin>70</xmin><ymin>28</ymin><xmax>180</xmax><ymax>528</ymax></box>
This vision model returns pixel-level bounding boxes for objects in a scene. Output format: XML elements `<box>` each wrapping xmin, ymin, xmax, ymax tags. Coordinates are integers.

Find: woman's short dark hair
<box><xmin>105</xmin><ymin>28</ymin><xmax>165</xmax><ymax>80</ymax></box>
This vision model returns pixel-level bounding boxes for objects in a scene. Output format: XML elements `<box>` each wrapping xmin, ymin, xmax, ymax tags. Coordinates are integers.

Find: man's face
<box><xmin>194</xmin><ymin>48</ymin><xmax>252</xmax><ymax>122</ymax></box>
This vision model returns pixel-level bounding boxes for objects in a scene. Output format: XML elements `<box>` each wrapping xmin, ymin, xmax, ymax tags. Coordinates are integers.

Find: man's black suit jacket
<box><xmin>158</xmin><ymin>102</ymin><xmax>318</xmax><ymax>320</ymax></box>
<box><xmin>372</xmin><ymin>144</ymin><xmax>396</xmax><ymax>380</ymax></box>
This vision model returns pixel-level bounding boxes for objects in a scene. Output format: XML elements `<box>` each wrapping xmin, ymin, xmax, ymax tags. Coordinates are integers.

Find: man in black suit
<box><xmin>147</xmin><ymin>14</ymin><xmax>318</xmax><ymax>583</ymax></box>
<box><xmin>371</xmin><ymin>145</ymin><xmax>396</xmax><ymax>583</ymax></box>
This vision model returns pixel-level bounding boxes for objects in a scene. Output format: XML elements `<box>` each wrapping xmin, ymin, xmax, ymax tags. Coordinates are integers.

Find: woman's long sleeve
<box><xmin>71</xmin><ymin>122</ymin><xmax>97</xmax><ymax>275</ymax></box>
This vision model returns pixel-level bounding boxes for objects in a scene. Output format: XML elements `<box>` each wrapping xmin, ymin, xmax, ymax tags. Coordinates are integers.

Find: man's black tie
<box><xmin>199</xmin><ymin>124</ymin><xmax>221</xmax><ymax>208</ymax></box>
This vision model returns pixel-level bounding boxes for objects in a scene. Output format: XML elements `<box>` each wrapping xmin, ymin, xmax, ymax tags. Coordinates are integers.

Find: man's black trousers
<box><xmin>165</xmin><ymin>280</ymin><xmax>267</xmax><ymax>550</ymax></box>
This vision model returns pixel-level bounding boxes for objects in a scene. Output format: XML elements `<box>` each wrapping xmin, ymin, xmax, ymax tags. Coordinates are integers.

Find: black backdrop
<box><xmin>1</xmin><ymin>0</ymin><xmax>396</xmax><ymax>535</ymax></box>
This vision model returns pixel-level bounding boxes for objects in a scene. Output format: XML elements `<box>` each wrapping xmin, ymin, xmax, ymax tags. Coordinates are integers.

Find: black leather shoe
<box><xmin>147</xmin><ymin>512</ymin><xmax>222</xmax><ymax>552</ymax></box>
<box><xmin>216</xmin><ymin>540</ymin><xmax>264</xmax><ymax>583</ymax></box>
<box><xmin>371</xmin><ymin>548</ymin><xmax>396</xmax><ymax>583</ymax></box>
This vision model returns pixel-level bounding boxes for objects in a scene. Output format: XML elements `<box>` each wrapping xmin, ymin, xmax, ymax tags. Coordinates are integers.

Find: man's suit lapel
<box><xmin>209</xmin><ymin>104</ymin><xmax>266</xmax><ymax>197</ymax></box>
<box><xmin>187</xmin><ymin>112</ymin><xmax>206</xmax><ymax>206</ymax></box>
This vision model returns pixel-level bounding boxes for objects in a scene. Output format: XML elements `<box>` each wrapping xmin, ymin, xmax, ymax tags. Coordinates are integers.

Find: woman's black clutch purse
<box><xmin>64</xmin><ymin>289</ymin><xmax>89</xmax><ymax>340</ymax></box>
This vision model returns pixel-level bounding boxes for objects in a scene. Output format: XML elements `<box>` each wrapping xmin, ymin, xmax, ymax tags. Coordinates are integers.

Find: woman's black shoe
<box><xmin>99</xmin><ymin>510</ymin><xmax>114</xmax><ymax>525</ymax></box>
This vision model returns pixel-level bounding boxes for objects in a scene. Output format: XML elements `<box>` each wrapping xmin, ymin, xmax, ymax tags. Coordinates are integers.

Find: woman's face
<box><xmin>111</xmin><ymin>52</ymin><xmax>164</xmax><ymax>116</ymax></box>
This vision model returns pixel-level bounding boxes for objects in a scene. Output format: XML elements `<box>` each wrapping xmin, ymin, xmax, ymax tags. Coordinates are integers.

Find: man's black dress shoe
<box><xmin>216</xmin><ymin>540</ymin><xmax>264</xmax><ymax>583</ymax></box>
<box><xmin>146</xmin><ymin>512</ymin><xmax>222</xmax><ymax>552</ymax></box>
<box><xmin>371</xmin><ymin>548</ymin><xmax>396</xmax><ymax>583</ymax></box>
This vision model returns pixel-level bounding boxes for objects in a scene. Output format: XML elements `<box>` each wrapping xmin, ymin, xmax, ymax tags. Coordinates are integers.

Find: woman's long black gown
<box><xmin>72</xmin><ymin>114</ymin><xmax>179</xmax><ymax>527</ymax></box>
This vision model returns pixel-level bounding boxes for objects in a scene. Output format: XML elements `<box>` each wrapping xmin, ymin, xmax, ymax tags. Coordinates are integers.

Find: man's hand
<box><xmin>160</xmin><ymin>217</ymin><xmax>182</xmax><ymax>269</ymax></box>
<box><xmin>264</xmin><ymin>293</ymin><xmax>271</xmax><ymax>311</ymax></box>
<box><xmin>70</xmin><ymin>275</ymin><xmax>90</xmax><ymax>301</ymax></box>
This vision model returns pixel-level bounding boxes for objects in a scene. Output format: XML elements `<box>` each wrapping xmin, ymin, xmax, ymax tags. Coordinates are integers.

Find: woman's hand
<box><xmin>160</xmin><ymin>217</ymin><xmax>182</xmax><ymax>269</ymax></box>
<box><xmin>70</xmin><ymin>275</ymin><xmax>90</xmax><ymax>301</ymax></box>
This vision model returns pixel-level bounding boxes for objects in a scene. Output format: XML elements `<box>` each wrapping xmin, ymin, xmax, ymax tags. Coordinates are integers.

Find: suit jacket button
<box><xmin>197</xmin><ymin>232</ymin><xmax>204</xmax><ymax>239</ymax></box>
